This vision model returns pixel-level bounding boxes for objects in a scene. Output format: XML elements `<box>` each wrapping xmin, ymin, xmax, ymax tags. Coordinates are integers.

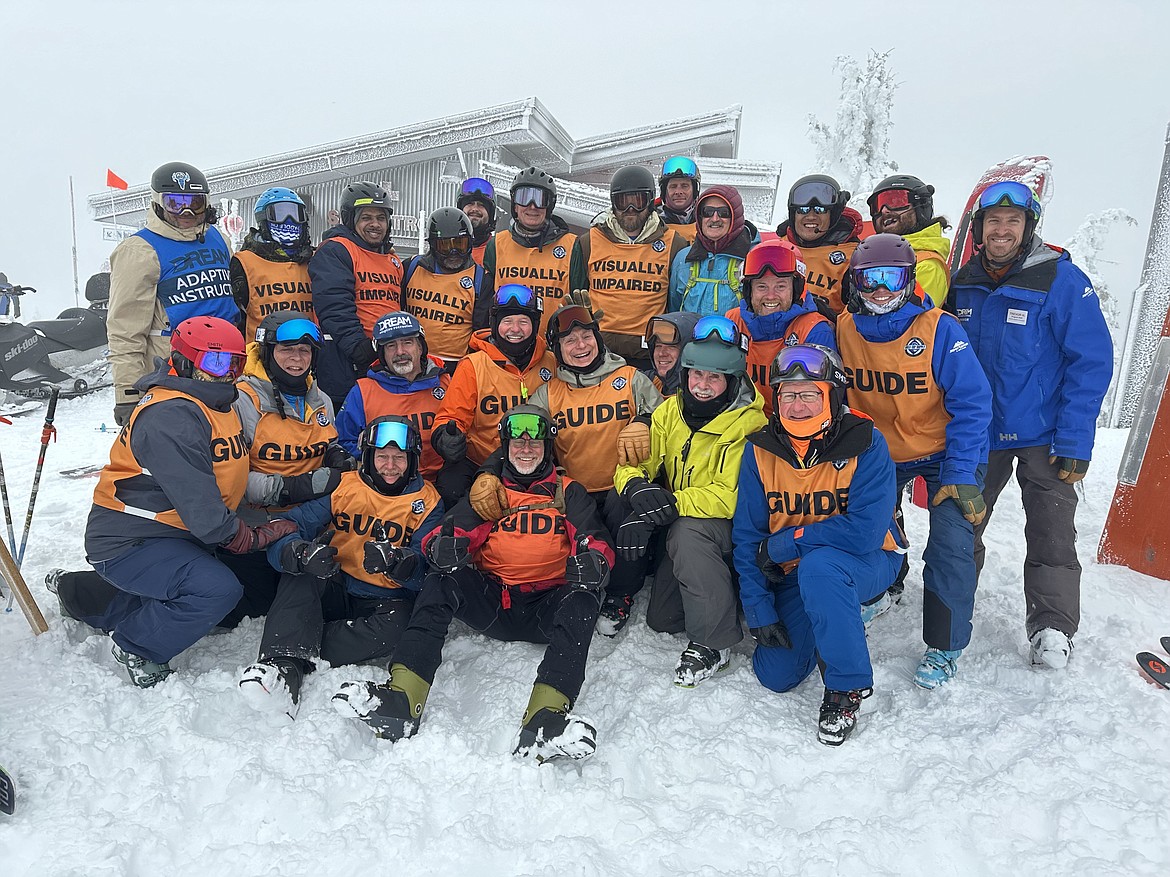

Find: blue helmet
<box><xmin>372</xmin><ymin>311</ymin><xmax>428</xmax><ymax>362</ymax></box>
<box><xmin>255</xmin><ymin>187</ymin><xmax>309</xmax><ymax>248</ymax></box>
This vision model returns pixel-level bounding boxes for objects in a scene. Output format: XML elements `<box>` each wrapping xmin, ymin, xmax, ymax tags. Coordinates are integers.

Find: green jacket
<box><xmin>905</xmin><ymin>221</ymin><xmax>951</xmax><ymax>306</ymax></box>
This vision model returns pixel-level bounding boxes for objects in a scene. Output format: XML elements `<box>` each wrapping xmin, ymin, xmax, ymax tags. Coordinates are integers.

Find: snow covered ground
<box><xmin>1</xmin><ymin>389</ymin><xmax>1168</xmax><ymax>876</ymax></box>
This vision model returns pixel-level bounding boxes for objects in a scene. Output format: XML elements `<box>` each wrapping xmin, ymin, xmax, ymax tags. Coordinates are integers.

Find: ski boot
<box><xmin>332</xmin><ymin>664</ymin><xmax>430</xmax><ymax>741</ymax></box>
<box><xmin>913</xmin><ymin>648</ymin><xmax>963</xmax><ymax>690</ymax></box>
<box><xmin>111</xmin><ymin>643</ymin><xmax>172</xmax><ymax>689</ymax></box>
<box><xmin>596</xmin><ymin>594</ymin><xmax>634</xmax><ymax>637</ymax></box>
<box><xmin>673</xmin><ymin>641</ymin><xmax>730</xmax><ymax>688</ymax></box>
<box><xmin>513</xmin><ymin>683</ymin><xmax>597</xmax><ymax>763</ymax></box>
<box><xmin>1030</xmin><ymin>628</ymin><xmax>1073</xmax><ymax>669</ymax></box>
<box><xmin>817</xmin><ymin>687</ymin><xmax>870</xmax><ymax>746</ymax></box>
<box><xmin>239</xmin><ymin>658</ymin><xmax>304</xmax><ymax>721</ymax></box>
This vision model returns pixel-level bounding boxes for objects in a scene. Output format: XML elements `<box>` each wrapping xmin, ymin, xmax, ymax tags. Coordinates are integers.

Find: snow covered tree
<box><xmin>807</xmin><ymin>51</ymin><xmax>899</xmax><ymax>209</ymax></box>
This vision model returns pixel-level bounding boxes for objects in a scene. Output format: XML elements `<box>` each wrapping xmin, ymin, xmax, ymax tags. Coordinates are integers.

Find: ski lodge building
<box><xmin>86</xmin><ymin>97</ymin><xmax>782</xmax><ymax>255</ymax></box>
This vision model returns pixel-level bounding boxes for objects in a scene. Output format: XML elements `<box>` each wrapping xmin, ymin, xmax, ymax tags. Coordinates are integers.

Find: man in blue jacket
<box><xmin>948</xmin><ymin>181</ymin><xmax>1113</xmax><ymax>670</ymax></box>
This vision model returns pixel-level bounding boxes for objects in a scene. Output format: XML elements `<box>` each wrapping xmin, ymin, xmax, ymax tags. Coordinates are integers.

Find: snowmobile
<box><xmin>0</xmin><ymin>272</ymin><xmax>112</xmax><ymax>402</ymax></box>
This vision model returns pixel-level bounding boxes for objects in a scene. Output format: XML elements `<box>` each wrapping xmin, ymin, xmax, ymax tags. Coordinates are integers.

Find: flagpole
<box><xmin>69</xmin><ymin>175</ymin><xmax>80</xmax><ymax>306</ymax></box>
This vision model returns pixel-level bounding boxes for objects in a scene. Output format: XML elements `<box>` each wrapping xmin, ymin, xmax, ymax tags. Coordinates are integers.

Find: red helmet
<box><xmin>743</xmin><ymin>239</ymin><xmax>807</xmax><ymax>303</ymax></box>
<box><xmin>170</xmin><ymin>316</ymin><xmax>246</xmax><ymax>379</ymax></box>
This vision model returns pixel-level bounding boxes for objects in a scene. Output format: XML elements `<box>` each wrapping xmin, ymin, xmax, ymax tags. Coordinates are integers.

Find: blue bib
<box><xmin>136</xmin><ymin>226</ymin><xmax>238</xmax><ymax>333</ymax></box>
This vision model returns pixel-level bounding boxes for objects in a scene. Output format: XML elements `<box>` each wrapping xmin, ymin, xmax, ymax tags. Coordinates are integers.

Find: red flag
<box><xmin>106</xmin><ymin>169</ymin><xmax>128</xmax><ymax>190</ymax></box>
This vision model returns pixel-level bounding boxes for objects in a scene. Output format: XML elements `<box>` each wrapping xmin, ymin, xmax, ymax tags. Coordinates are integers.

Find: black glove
<box><xmin>282</xmin><ymin>530</ymin><xmax>339</xmax><ymax>578</ymax></box>
<box><xmin>623</xmin><ymin>477</ymin><xmax>678</xmax><ymax>527</ymax></box>
<box><xmin>278</xmin><ymin>467</ymin><xmax>342</xmax><ymax>505</ymax></box>
<box><xmin>350</xmin><ymin>341</ymin><xmax>374</xmax><ymax>372</ymax></box>
<box><xmin>431</xmin><ymin>421</ymin><xmax>467</xmax><ymax>463</ymax></box>
<box><xmin>426</xmin><ymin>518</ymin><xmax>471</xmax><ymax>572</ymax></box>
<box><xmin>751</xmin><ymin>620</ymin><xmax>792</xmax><ymax>649</ymax></box>
<box><xmin>113</xmin><ymin>402</ymin><xmax>136</xmax><ymax>427</ymax></box>
<box><xmin>363</xmin><ymin>522</ymin><xmax>406</xmax><ymax>575</ymax></box>
<box><xmin>322</xmin><ymin>442</ymin><xmax>358</xmax><ymax>472</ymax></box>
<box><xmin>616</xmin><ymin>515</ymin><xmax>654</xmax><ymax>562</ymax></box>
<box><xmin>564</xmin><ymin>536</ymin><xmax>609</xmax><ymax>592</ymax></box>
<box><xmin>755</xmin><ymin>539</ymin><xmax>787</xmax><ymax>583</ymax></box>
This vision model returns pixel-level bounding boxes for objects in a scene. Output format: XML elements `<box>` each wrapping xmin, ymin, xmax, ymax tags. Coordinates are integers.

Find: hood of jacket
<box><xmin>359</xmin><ymin>358</ymin><xmax>446</xmax><ymax>394</ymax></box>
<box><xmin>693</xmin><ymin>185</ymin><xmax>746</xmax><ymax>254</ymax></box>
<box><xmin>552</xmin><ymin>350</ymin><xmax>629</xmax><ymax>387</ymax></box>
<box><xmin>237</xmin><ymin>343</ymin><xmax>330</xmax><ymax>415</ymax></box>
<box><xmin>594</xmin><ymin>209</ymin><xmax>668</xmax><ymax>245</ymax></box>
<box><xmin>904</xmin><ymin>221</ymin><xmax>951</xmax><ymax>263</ymax></box>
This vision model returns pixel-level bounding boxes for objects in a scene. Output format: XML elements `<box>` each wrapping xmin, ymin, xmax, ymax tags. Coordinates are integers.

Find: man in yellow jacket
<box><xmin>866</xmin><ymin>175</ymin><xmax>951</xmax><ymax>306</ymax></box>
<box><xmin>613</xmin><ymin>315</ymin><xmax>766</xmax><ymax>687</ymax></box>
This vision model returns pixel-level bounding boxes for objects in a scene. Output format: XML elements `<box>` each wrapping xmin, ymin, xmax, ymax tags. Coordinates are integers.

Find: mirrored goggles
<box><xmin>699</xmin><ymin>204</ymin><xmax>732</xmax><ymax>219</ymax></box>
<box><xmin>852</xmin><ymin>265</ymin><xmax>911</xmax><ymax>294</ymax></box>
<box><xmin>662</xmin><ymin>156</ymin><xmax>699</xmax><ymax>179</ymax></box>
<box><xmin>263</xmin><ymin>201</ymin><xmax>307</xmax><ymax>224</ymax></box>
<box><xmin>551</xmin><ymin>305</ymin><xmax>595</xmax><ymax>336</ymax></box>
<box><xmin>160</xmin><ymin>193</ymin><xmax>208</xmax><ymax>216</ymax></box>
<box><xmin>461</xmin><ymin>177</ymin><xmax>495</xmax><ymax>198</ymax></box>
<box><xmin>366</xmin><ymin>419</ymin><xmax>415</xmax><ymax>452</ymax></box>
<box><xmin>494</xmin><ymin>284</ymin><xmax>540</xmax><ymax>310</ymax></box>
<box><xmin>770</xmin><ymin>345</ymin><xmax>838</xmax><ymax>385</ymax></box>
<box><xmin>613</xmin><ymin>192</ymin><xmax>650</xmax><ymax>213</ymax></box>
<box><xmin>794</xmin><ymin>205</ymin><xmax>829</xmax><ymax>215</ymax></box>
<box><xmin>500</xmin><ymin>412</ymin><xmax>552</xmax><ymax>441</ymax></box>
<box><xmin>646</xmin><ymin>317</ymin><xmax>682</xmax><ymax>347</ymax></box>
<box><xmin>196</xmin><ymin>349</ymin><xmax>245</xmax><ymax>379</ymax></box>
<box><xmin>693</xmin><ymin>315</ymin><xmax>748</xmax><ymax>352</ymax></box>
<box><xmin>433</xmin><ymin>235</ymin><xmax>472</xmax><ymax>256</ymax></box>
<box><xmin>978</xmin><ymin>180</ymin><xmax>1039</xmax><ymax>216</ymax></box>
<box><xmin>512</xmin><ymin>186</ymin><xmax>549</xmax><ymax>209</ymax></box>
<box><xmin>790</xmin><ymin>180</ymin><xmax>839</xmax><ymax>208</ymax></box>
<box><xmin>871</xmin><ymin>189</ymin><xmax>912</xmax><ymax>213</ymax></box>
<box><xmin>745</xmin><ymin>243</ymin><xmax>801</xmax><ymax>279</ymax></box>
<box><xmin>266</xmin><ymin>318</ymin><xmax>321</xmax><ymax>347</ymax></box>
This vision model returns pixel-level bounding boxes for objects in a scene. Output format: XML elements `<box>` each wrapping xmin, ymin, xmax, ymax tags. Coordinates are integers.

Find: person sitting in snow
<box><xmin>332</xmin><ymin>405</ymin><xmax>614</xmax><ymax>763</ymax></box>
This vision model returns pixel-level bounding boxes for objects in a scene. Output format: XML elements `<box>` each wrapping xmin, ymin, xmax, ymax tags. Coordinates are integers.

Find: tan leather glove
<box><xmin>569</xmin><ymin>288</ymin><xmax>592</xmax><ymax>308</ymax></box>
<box><xmin>615</xmin><ymin>421</ymin><xmax>651</xmax><ymax>467</ymax></box>
<box><xmin>931</xmin><ymin>484</ymin><xmax>987</xmax><ymax>526</ymax></box>
<box><xmin>469</xmin><ymin>471</ymin><xmax>510</xmax><ymax>522</ymax></box>
<box><xmin>1049</xmin><ymin>456</ymin><xmax>1089</xmax><ymax>484</ymax></box>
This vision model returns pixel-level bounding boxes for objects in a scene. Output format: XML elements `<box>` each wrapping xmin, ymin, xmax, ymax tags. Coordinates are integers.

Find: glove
<box><xmin>569</xmin><ymin>288</ymin><xmax>592</xmax><ymax>308</ymax></box>
<box><xmin>350</xmin><ymin>341</ymin><xmax>374</xmax><ymax>372</ymax></box>
<box><xmin>431</xmin><ymin>421</ymin><xmax>467</xmax><ymax>464</ymax></box>
<box><xmin>755</xmin><ymin>539</ymin><xmax>793</xmax><ymax>583</ymax></box>
<box><xmin>426</xmin><ymin>518</ymin><xmax>471</xmax><ymax>572</ymax></box>
<box><xmin>322</xmin><ymin>442</ymin><xmax>358</xmax><ymax>472</ymax></box>
<box><xmin>278</xmin><ymin>467</ymin><xmax>342</xmax><ymax>505</ymax></box>
<box><xmin>363</xmin><ymin>522</ymin><xmax>406</xmax><ymax>575</ymax></box>
<box><xmin>616</xmin><ymin>515</ymin><xmax>654</xmax><ymax>562</ymax></box>
<box><xmin>564</xmin><ymin>536</ymin><xmax>609</xmax><ymax>592</ymax></box>
<box><xmin>222</xmin><ymin>517</ymin><xmax>298</xmax><ymax>554</ymax></box>
<box><xmin>469</xmin><ymin>471</ymin><xmax>510</xmax><ymax>522</ymax></box>
<box><xmin>1049</xmin><ymin>456</ymin><xmax>1090</xmax><ymax>485</ymax></box>
<box><xmin>615</xmin><ymin>421</ymin><xmax>651</xmax><ymax>468</ymax></box>
<box><xmin>113</xmin><ymin>402</ymin><xmax>136</xmax><ymax>427</ymax></box>
<box><xmin>931</xmin><ymin>484</ymin><xmax>987</xmax><ymax>525</ymax></box>
<box><xmin>282</xmin><ymin>530</ymin><xmax>340</xmax><ymax>578</ymax></box>
<box><xmin>622</xmin><ymin>477</ymin><xmax>678</xmax><ymax>527</ymax></box>
<box><xmin>750</xmin><ymin>621</ymin><xmax>792</xmax><ymax>649</ymax></box>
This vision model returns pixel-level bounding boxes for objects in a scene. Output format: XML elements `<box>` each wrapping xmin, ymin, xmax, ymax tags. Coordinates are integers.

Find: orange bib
<box><xmin>326</xmin><ymin>237</ymin><xmax>403</xmax><ymax>336</ymax></box>
<box><xmin>403</xmin><ymin>264</ymin><xmax>478</xmax><ymax>360</ymax></box>
<box><xmin>546</xmin><ymin>366</ymin><xmax>638</xmax><ymax>492</ymax></box>
<box><xmin>234</xmin><ymin>251</ymin><xmax>315</xmax><ymax>342</ymax></box>
<box><xmin>462</xmin><ymin>351</ymin><xmax>554</xmax><ymax>465</ymax></box>
<box><xmin>237</xmin><ymin>382</ymin><xmax>337</xmax><ymax>477</ymax></box>
<box><xmin>476</xmin><ymin>480</ymin><xmax>574</xmax><ymax>586</ymax></box>
<box><xmin>493</xmin><ymin>230</ymin><xmax>575</xmax><ymax>336</ymax></box>
<box><xmin>357</xmin><ymin>374</ymin><xmax>450</xmax><ymax>480</ymax></box>
<box><xmin>798</xmin><ymin>242</ymin><xmax>859</xmax><ymax>315</ymax></box>
<box><xmin>586</xmin><ymin>228</ymin><xmax>676</xmax><ymax>336</ymax></box>
<box><xmin>728</xmin><ymin>308</ymin><xmax>831</xmax><ymax>418</ymax></box>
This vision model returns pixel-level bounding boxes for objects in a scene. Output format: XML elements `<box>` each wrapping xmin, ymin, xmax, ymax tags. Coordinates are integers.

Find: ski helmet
<box><xmin>150</xmin><ymin>161</ymin><xmax>216</xmax><ymax>226</ymax></box>
<box><xmin>610</xmin><ymin>165</ymin><xmax>656</xmax><ymax>214</ymax></box>
<box><xmin>971</xmin><ymin>180</ymin><xmax>1042</xmax><ymax>249</ymax></box>
<box><xmin>372</xmin><ymin>311</ymin><xmax>429</xmax><ymax>364</ymax></box>
<box><xmin>645</xmin><ymin>312</ymin><xmax>700</xmax><ymax>356</ymax></box>
<box><xmin>846</xmin><ymin>233</ymin><xmax>919</xmax><ymax>315</ymax></box>
<box><xmin>170</xmin><ymin>316</ymin><xmax>245</xmax><ymax>380</ymax></box>
<box><xmin>340</xmin><ymin>182</ymin><xmax>392</xmax><ymax>233</ymax></box>
<box><xmin>427</xmin><ymin>207</ymin><xmax>474</xmax><ymax>264</ymax></box>
<box><xmin>457</xmin><ymin>177</ymin><xmax>497</xmax><ymax>223</ymax></box>
<box><xmin>867</xmin><ymin>174</ymin><xmax>936</xmax><ymax>230</ymax></box>
<box><xmin>659</xmin><ymin>156</ymin><xmax>701</xmax><ymax>203</ymax></box>
<box><xmin>510</xmin><ymin>167</ymin><xmax>558</xmax><ymax>219</ymax></box>
<box><xmin>767</xmin><ymin>344</ymin><xmax>849</xmax><ymax>439</ymax></box>
<box><xmin>489</xmin><ymin>284</ymin><xmax>542</xmax><ymax>362</ymax></box>
<box><xmin>359</xmin><ymin>415</ymin><xmax>421</xmax><ymax>496</ymax></box>
<box><xmin>497</xmin><ymin>403</ymin><xmax>557</xmax><ymax>483</ymax></box>
<box><xmin>787</xmin><ymin>174</ymin><xmax>850</xmax><ymax>227</ymax></box>
<box><xmin>743</xmin><ymin>240</ymin><xmax>807</xmax><ymax>308</ymax></box>
<box><xmin>254</xmin><ymin>187</ymin><xmax>309</xmax><ymax>249</ymax></box>
<box><xmin>545</xmin><ymin>303</ymin><xmax>605</xmax><ymax>374</ymax></box>
<box><xmin>681</xmin><ymin>316</ymin><xmax>749</xmax><ymax>376</ymax></box>
<box><xmin>255</xmin><ymin>311</ymin><xmax>321</xmax><ymax>393</ymax></box>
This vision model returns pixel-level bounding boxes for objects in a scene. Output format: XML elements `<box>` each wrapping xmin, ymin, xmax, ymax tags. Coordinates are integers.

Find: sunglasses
<box><xmin>870</xmin><ymin>189</ymin><xmax>913</xmax><ymax>213</ymax></box>
<box><xmin>263</xmin><ymin>201</ymin><xmax>307</xmax><ymax>224</ymax></box>
<box><xmin>195</xmin><ymin>349</ymin><xmax>245</xmax><ymax>379</ymax></box>
<box><xmin>461</xmin><ymin>177</ymin><xmax>495</xmax><ymax>198</ymax></box>
<box><xmin>692</xmin><ymin>315</ymin><xmax>749</xmax><ymax>352</ymax></box>
<box><xmin>699</xmin><ymin>204</ymin><xmax>732</xmax><ymax>220</ymax></box>
<box><xmin>161</xmin><ymin>193</ymin><xmax>208</xmax><ymax>216</ymax></box>
<box><xmin>512</xmin><ymin>186</ymin><xmax>549</xmax><ymax>209</ymax></box>
<box><xmin>852</xmin><ymin>265</ymin><xmax>911</xmax><ymax>294</ymax></box>
<box><xmin>494</xmin><ymin>284</ymin><xmax>541</xmax><ymax>310</ymax></box>
<box><xmin>613</xmin><ymin>192</ymin><xmax>650</xmax><ymax>213</ymax></box>
<box><xmin>433</xmin><ymin>236</ymin><xmax>472</xmax><ymax>256</ymax></box>
<box><xmin>794</xmin><ymin>205</ymin><xmax>829</xmax><ymax>215</ymax></box>
<box><xmin>662</xmin><ymin>156</ymin><xmax>699</xmax><ymax>178</ymax></box>
<box><xmin>365</xmin><ymin>419</ymin><xmax>417</xmax><ymax>453</ymax></box>
<box><xmin>769</xmin><ymin>345</ymin><xmax>841</xmax><ymax>386</ymax></box>
<box><xmin>257</xmin><ymin>317</ymin><xmax>321</xmax><ymax>347</ymax></box>
<box><xmin>500</xmin><ymin>412</ymin><xmax>553</xmax><ymax>441</ymax></box>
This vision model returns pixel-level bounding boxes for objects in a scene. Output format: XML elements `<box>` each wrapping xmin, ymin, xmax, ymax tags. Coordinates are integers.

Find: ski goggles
<box><xmin>744</xmin><ymin>242</ymin><xmax>804</xmax><ymax>280</ymax></box>
<box><xmin>852</xmin><ymin>265</ymin><xmax>912</xmax><ymax>294</ymax></box>
<box><xmin>160</xmin><ymin>193</ymin><xmax>208</xmax><ymax>216</ymax></box>
<box><xmin>195</xmin><ymin>349</ymin><xmax>245</xmax><ymax>379</ymax></box>
<box><xmin>365</xmin><ymin>418</ymin><xmax>418</xmax><ymax>453</ymax></box>
<box><xmin>512</xmin><ymin>186</ymin><xmax>550</xmax><ymax>209</ymax></box>
<box><xmin>646</xmin><ymin>316</ymin><xmax>684</xmax><ymax>347</ymax></box>
<box><xmin>460</xmin><ymin>177</ymin><xmax>495</xmax><ymax>199</ymax></box>
<box><xmin>612</xmin><ymin>191</ymin><xmax>651</xmax><ymax>213</ymax></box>
<box><xmin>433</xmin><ymin>235</ymin><xmax>472</xmax><ymax>256</ymax></box>
<box><xmin>769</xmin><ymin>344</ymin><xmax>843</xmax><ymax>386</ymax></box>
<box><xmin>977</xmin><ymin>180</ymin><xmax>1040</xmax><ymax>218</ymax></box>
<box><xmin>549</xmin><ymin>305</ymin><xmax>595</xmax><ymax>336</ymax></box>
<box><xmin>869</xmin><ymin>189</ymin><xmax>913</xmax><ymax>213</ymax></box>
<box><xmin>260</xmin><ymin>318</ymin><xmax>321</xmax><ymax>347</ymax></box>
<box><xmin>789</xmin><ymin>179</ymin><xmax>839</xmax><ymax>208</ymax></box>
<box><xmin>692</xmin><ymin>315</ymin><xmax>749</xmax><ymax>352</ymax></box>
<box><xmin>262</xmin><ymin>201</ymin><xmax>308</xmax><ymax>224</ymax></box>
<box><xmin>661</xmin><ymin>156</ymin><xmax>699</xmax><ymax>179</ymax></box>
<box><xmin>494</xmin><ymin>284</ymin><xmax>541</xmax><ymax>311</ymax></box>
<box><xmin>698</xmin><ymin>204</ymin><xmax>732</xmax><ymax>220</ymax></box>
<box><xmin>500</xmin><ymin>411</ymin><xmax>553</xmax><ymax>441</ymax></box>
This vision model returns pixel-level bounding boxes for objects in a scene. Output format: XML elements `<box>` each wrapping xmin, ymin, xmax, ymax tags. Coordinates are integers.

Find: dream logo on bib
<box><xmin>905</xmin><ymin>337</ymin><xmax>927</xmax><ymax>357</ymax></box>
<box><xmin>316</xmin><ymin>412</ymin><xmax>331</xmax><ymax>427</ymax></box>
<box><xmin>552</xmin><ymin>246</ymin><xmax>567</xmax><ymax>259</ymax></box>
<box><xmin>459</xmin><ymin>276</ymin><xmax>474</xmax><ymax>289</ymax></box>
<box><xmin>411</xmin><ymin>499</ymin><xmax>426</xmax><ymax>515</ymax></box>
<box><xmin>652</xmin><ymin>240</ymin><xmax>667</xmax><ymax>253</ymax></box>
<box><xmin>612</xmin><ymin>376</ymin><xmax>627</xmax><ymax>391</ymax></box>
<box><xmin>829</xmin><ymin>250</ymin><xmax>846</xmax><ymax>266</ymax></box>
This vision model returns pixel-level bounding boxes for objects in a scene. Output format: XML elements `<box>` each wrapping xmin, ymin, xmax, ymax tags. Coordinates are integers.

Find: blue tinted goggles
<box><xmin>662</xmin><ymin>156</ymin><xmax>698</xmax><ymax>179</ymax></box>
<box><xmin>494</xmin><ymin>284</ymin><xmax>540</xmax><ymax>310</ymax></box>
<box><xmin>366</xmin><ymin>419</ymin><xmax>414</xmax><ymax>452</ymax></box>
<box><xmin>461</xmin><ymin>177</ymin><xmax>495</xmax><ymax>199</ymax></box>
<box><xmin>978</xmin><ymin>180</ymin><xmax>1039</xmax><ymax>217</ymax></box>
<box><xmin>852</xmin><ymin>266</ymin><xmax>911</xmax><ymax>294</ymax></box>
<box><xmin>693</xmin><ymin>315</ymin><xmax>748</xmax><ymax>352</ymax></box>
<box><xmin>270</xmin><ymin>318</ymin><xmax>321</xmax><ymax>346</ymax></box>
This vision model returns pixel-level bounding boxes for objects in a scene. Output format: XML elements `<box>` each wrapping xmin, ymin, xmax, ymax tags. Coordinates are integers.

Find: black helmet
<box><xmin>255</xmin><ymin>311</ymin><xmax>323</xmax><ymax>395</ymax></box>
<box><xmin>340</xmin><ymin>181</ymin><xmax>393</xmax><ymax>231</ymax></box>
<box><xmin>787</xmin><ymin>174</ymin><xmax>850</xmax><ymax>227</ymax></box>
<box><xmin>867</xmin><ymin>174</ymin><xmax>936</xmax><ymax>230</ymax></box>
<box><xmin>427</xmin><ymin>206</ymin><xmax>473</xmax><ymax>265</ymax></box>
<box><xmin>150</xmin><ymin>162</ymin><xmax>217</xmax><ymax>226</ymax></box>
<box><xmin>497</xmin><ymin>403</ymin><xmax>557</xmax><ymax>483</ymax></box>
<box><xmin>510</xmin><ymin>166</ymin><xmax>558</xmax><ymax>219</ymax></box>
<box><xmin>545</xmin><ymin>303</ymin><xmax>605</xmax><ymax>374</ymax></box>
<box><xmin>359</xmin><ymin>415</ymin><xmax>422</xmax><ymax>495</ymax></box>
<box><xmin>457</xmin><ymin>177</ymin><xmax>497</xmax><ymax>223</ymax></box>
<box><xmin>610</xmin><ymin>165</ymin><xmax>656</xmax><ymax>214</ymax></box>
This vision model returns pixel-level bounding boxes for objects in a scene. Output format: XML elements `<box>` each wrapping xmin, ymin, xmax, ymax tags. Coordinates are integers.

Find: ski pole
<box><xmin>16</xmin><ymin>388</ymin><xmax>58</xmax><ymax>567</ymax></box>
<box><xmin>0</xmin><ymin>416</ymin><xmax>16</xmax><ymax>555</ymax></box>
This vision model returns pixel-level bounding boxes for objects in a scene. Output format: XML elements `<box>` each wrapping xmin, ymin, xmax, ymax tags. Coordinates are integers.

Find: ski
<box><xmin>58</xmin><ymin>463</ymin><xmax>104</xmax><ymax>479</ymax></box>
<box><xmin>0</xmin><ymin>765</ymin><xmax>14</xmax><ymax>815</ymax></box>
<box><xmin>1162</xmin><ymin>636</ymin><xmax>1170</xmax><ymax>656</ymax></box>
<box><xmin>1137</xmin><ymin>652</ymin><xmax>1169</xmax><ymax>689</ymax></box>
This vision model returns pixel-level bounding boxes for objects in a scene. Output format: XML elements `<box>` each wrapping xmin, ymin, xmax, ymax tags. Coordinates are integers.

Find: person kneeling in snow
<box><xmin>333</xmin><ymin>405</ymin><xmax>614</xmax><ymax>763</ymax></box>
<box><xmin>733</xmin><ymin>345</ymin><xmax>905</xmax><ymax>745</ymax></box>
<box><xmin>238</xmin><ymin>416</ymin><xmax>443</xmax><ymax>720</ymax></box>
